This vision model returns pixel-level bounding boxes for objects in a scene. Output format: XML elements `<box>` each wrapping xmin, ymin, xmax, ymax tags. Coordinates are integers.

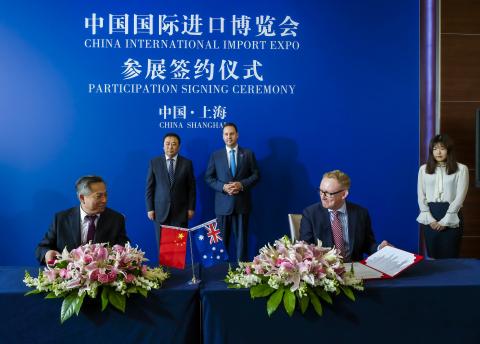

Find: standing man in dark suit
<box><xmin>205</xmin><ymin>123</ymin><xmax>260</xmax><ymax>262</ymax></box>
<box><xmin>145</xmin><ymin>133</ymin><xmax>196</xmax><ymax>248</ymax></box>
<box><xmin>299</xmin><ymin>170</ymin><xmax>389</xmax><ymax>261</ymax></box>
<box><xmin>35</xmin><ymin>175</ymin><xmax>129</xmax><ymax>264</ymax></box>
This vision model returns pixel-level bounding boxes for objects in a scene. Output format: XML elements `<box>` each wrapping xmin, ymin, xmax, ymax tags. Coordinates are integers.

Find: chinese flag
<box><xmin>159</xmin><ymin>226</ymin><xmax>188</xmax><ymax>269</ymax></box>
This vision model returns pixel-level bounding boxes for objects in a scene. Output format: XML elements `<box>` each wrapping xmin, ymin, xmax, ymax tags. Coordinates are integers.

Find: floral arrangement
<box><xmin>225</xmin><ymin>236</ymin><xmax>363</xmax><ymax>316</ymax></box>
<box><xmin>24</xmin><ymin>242</ymin><xmax>169</xmax><ymax>323</ymax></box>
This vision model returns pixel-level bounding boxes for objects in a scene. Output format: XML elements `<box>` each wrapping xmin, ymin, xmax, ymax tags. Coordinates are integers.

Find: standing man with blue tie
<box><xmin>145</xmin><ymin>133</ymin><xmax>196</xmax><ymax>249</ymax></box>
<box><xmin>299</xmin><ymin>170</ymin><xmax>389</xmax><ymax>261</ymax></box>
<box><xmin>205</xmin><ymin>123</ymin><xmax>260</xmax><ymax>262</ymax></box>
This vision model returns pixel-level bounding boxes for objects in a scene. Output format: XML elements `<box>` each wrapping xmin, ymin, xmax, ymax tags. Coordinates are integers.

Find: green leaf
<box><xmin>250</xmin><ymin>284</ymin><xmax>275</xmax><ymax>298</ymax></box>
<box><xmin>24</xmin><ymin>289</ymin><xmax>42</xmax><ymax>296</ymax></box>
<box><xmin>137</xmin><ymin>287</ymin><xmax>148</xmax><ymax>298</ymax></box>
<box><xmin>61</xmin><ymin>293</ymin><xmax>81</xmax><ymax>324</ymax></box>
<box><xmin>341</xmin><ymin>286</ymin><xmax>355</xmax><ymax>301</ymax></box>
<box><xmin>126</xmin><ymin>286</ymin><xmax>138</xmax><ymax>294</ymax></box>
<box><xmin>74</xmin><ymin>293</ymin><xmax>85</xmax><ymax>316</ymax></box>
<box><xmin>101</xmin><ymin>287</ymin><xmax>109</xmax><ymax>311</ymax></box>
<box><xmin>299</xmin><ymin>295</ymin><xmax>310</xmax><ymax>314</ymax></box>
<box><xmin>283</xmin><ymin>288</ymin><xmax>296</xmax><ymax>317</ymax></box>
<box><xmin>55</xmin><ymin>261</ymin><xmax>68</xmax><ymax>269</ymax></box>
<box><xmin>315</xmin><ymin>288</ymin><xmax>333</xmax><ymax>304</ymax></box>
<box><xmin>108</xmin><ymin>291</ymin><xmax>126</xmax><ymax>313</ymax></box>
<box><xmin>266</xmin><ymin>288</ymin><xmax>284</xmax><ymax>316</ymax></box>
<box><xmin>308</xmin><ymin>289</ymin><xmax>323</xmax><ymax>316</ymax></box>
<box><xmin>45</xmin><ymin>292</ymin><xmax>60</xmax><ymax>299</ymax></box>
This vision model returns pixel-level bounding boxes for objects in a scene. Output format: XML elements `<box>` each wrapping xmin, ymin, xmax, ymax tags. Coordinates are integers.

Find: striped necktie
<box><xmin>331</xmin><ymin>210</ymin><xmax>345</xmax><ymax>258</ymax></box>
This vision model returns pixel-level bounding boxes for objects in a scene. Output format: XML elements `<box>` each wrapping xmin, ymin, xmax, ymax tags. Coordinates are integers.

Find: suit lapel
<box><xmin>159</xmin><ymin>157</ymin><xmax>172</xmax><ymax>189</ymax></box>
<box><xmin>221</xmin><ymin>149</ymin><xmax>232</xmax><ymax>178</ymax></box>
<box><xmin>346</xmin><ymin>203</ymin><xmax>356</xmax><ymax>253</ymax></box>
<box><xmin>320</xmin><ymin>207</ymin><xmax>334</xmax><ymax>247</ymax></box>
<box><xmin>95</xmin><ymin>210</ymin><xmax>109</xmax><ymax>243</ymax></box>
<box><xmin>71</xmin><ymin>207</ymin><xmax>81</xmax><ymax>248</ymax></box>
<box><xmin>235</xmin><ymin>147</ymin><xmax>244</xmax><ymax>177</ymax></box>
<box><xmin>174</xmin><ymin>156</ymin><xmax>183</xmax><ymax>185</ymax></box>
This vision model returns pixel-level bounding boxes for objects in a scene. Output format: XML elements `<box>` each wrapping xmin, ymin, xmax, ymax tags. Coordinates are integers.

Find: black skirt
<box><xmin>422</xmin><ymin>202</ymin><xmax>463</xmax><ymax>259</ymax></box>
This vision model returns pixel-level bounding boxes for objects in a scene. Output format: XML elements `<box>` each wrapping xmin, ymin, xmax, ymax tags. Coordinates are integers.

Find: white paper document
<box><xmin>349</xmin><ymin>246</ymin><xmax>422</xmax><ymax>280</ymax></box>
<box><xmin>348</xmin><ymin>262</ymin><xmax>385</xmax><ymax>280</ymax></box>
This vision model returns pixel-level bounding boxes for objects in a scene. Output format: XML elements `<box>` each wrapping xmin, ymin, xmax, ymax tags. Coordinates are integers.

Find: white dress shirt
<box><xmin>417</xmin><ymin>163</ymin><xmax>469</xmax><ymax>227</ymax></box>
<box><xmin>165</xmin><ymin>154</ymin><xmax>178</xmax><ymax>172</ymax></box>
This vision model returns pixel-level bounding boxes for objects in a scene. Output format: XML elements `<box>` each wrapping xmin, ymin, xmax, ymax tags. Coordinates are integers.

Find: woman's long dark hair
<box><xmin>425</xmin><ymin>134</ymin><xmax>458</xmax><ymax>174</ymax></box>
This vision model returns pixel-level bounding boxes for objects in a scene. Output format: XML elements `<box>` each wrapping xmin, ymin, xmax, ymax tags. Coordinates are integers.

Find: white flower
<box><xmin>24</xmin><ymin>242</ymin><xmax>170</xmax><ymax>320</ymax></box>
<box><xmin>225</xmin><ymin>236</ymin><xmax>363</xmax><ymax>316</ymax></box>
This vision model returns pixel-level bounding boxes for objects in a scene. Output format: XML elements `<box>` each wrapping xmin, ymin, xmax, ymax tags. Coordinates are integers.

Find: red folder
<box><xmin>351</xmin><ymin>246</ymin><xmax>423</xmax><ymax>280</ymax></box>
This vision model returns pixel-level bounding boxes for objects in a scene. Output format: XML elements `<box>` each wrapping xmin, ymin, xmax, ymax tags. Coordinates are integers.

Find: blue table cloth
<box><xmin>200</xmin><ymin>259</ymin><xmax>480</xmax><ymax>344</ymax></box>
<box><xmin>3</xmin><ymin>259</ymin><xmax>480</xmax><ymax>344</ymax></box>
<box><xmin>0</xmin><ymin>266</ymin><xmax>200</xmax><ymax>344</ymax></box>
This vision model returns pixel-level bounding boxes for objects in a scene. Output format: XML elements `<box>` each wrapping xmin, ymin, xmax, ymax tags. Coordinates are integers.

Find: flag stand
<box><xmin>187</xmin><ymin>228</ymin><xmax>201</xmax><ymax>285</ymax></box>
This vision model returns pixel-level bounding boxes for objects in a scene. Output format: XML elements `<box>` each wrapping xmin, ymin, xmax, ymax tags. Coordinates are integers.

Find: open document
<box><xmin>348</xmin><ymin>246</ymin><xmax>423</xmax><ymax>280</ymax></box>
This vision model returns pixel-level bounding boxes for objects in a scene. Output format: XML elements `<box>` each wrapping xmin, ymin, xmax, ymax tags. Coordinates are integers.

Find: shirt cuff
<box><xmin>416</xmin><ymin>211</ymin><xmax>436</xmax><ymax>225</ymax></box>
<box><xmin>438</xmin><ymin>213</ymin><xmax>460</xmax><ymax>228</ymax></box>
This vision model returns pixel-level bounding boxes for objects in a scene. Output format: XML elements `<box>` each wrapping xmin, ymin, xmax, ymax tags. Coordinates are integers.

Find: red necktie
<box><xmin>331</xmin><ymin>210</ymin><xmax>345</xmax><ymax>257</ymax></box>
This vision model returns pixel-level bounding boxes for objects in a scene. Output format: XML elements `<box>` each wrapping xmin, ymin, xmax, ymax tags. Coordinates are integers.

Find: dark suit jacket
<box><xmin>145</xmin><ymin>155</ymin><xmax>196</xmax><ymax>227</ymax></box>
<box><xmin>205</xmin><ymin>146</ymin><xmax>259</xmax><ymax>215</ymax></box>
<box><xmin>35</xmin><ymin>207</ymin><xmax>129</xmax><ymax>263</ymax></box>
<box><xmin>299</xmin><ymin>201</ymin><xmax>377</xmax><ymax>261</ymax></box>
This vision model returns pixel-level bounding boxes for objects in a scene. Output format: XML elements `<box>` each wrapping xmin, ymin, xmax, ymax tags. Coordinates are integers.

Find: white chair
<box><xmin>288</xmin><ymin>214</ymin><xmax>302</xmax><ymax>242</ymax></box>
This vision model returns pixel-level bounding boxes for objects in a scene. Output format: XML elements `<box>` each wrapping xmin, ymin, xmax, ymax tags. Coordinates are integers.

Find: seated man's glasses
<box><xmin>318</xmin><ymin>189</ymin><xmax>344</xmax><ymax>198</ymax></box>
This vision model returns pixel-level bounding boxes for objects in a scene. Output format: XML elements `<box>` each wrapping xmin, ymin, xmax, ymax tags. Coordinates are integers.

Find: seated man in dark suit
<box><xmin>36</xmin><ymin>175</ymin><xmax>129</xmax><ymax>264</ymax></box>
<box><xmin>300</xmin><ymin>170</ymin><xmax>389</xmax><ymax>262</ymax></box>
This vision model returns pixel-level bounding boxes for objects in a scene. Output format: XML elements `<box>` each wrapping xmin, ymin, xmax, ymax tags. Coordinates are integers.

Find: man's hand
<box><xmin>147</xmin><ymin>211</ymin><xmax>155</xmax><ymax>221</ymax></box>
<box><xmin>223</xmin><ymin>182</ymin><xmax>242</xmax><ymax>195</ymax></box>
<box><xmin>45</xmin><ymin>250</ymin><xmax>60</xmax><ymax>265</ymax></box>
<box><xmin>223</xmin><ymin>183</ymin><xmax>235</xmax><ymax>195</ymax></box>
<box><xmin>230</xmin><ymin>182</ymin><xmax>243</xmax><ymax>193</ymax></box>
<box><xmin>378</xmin><ymin>240</ymin><xmax>392</xmax><ymax>250</ymax></box>
<box><xmin>188</xmin><ymin>210</ymin><xmax>195</xmax><ymax>220</ymax></box>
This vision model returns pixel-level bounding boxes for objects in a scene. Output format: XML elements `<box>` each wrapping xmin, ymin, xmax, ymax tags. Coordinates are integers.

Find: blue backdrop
<box><xmin>0</xmin><ymin>0</ymin><xmax>419</xmax><ymax>265</ymax></box>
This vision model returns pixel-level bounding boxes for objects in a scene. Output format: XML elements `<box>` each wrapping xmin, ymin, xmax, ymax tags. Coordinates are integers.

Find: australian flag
<box><xmin>192</xmin><ymin>219</ymin><xmax>228</xmax><ymax>267</ymax></box>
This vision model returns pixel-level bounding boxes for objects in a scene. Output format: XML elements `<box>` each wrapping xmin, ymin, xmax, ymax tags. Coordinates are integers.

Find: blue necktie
<box><xmin>168</xmin><ymin>159</ymin><xmax>175</xmax><ymax>185</ymax></box>
<box><xmin>230</xmin><ymin>149</ymin><xmax>236</xmax><ymax>176</ymax></box>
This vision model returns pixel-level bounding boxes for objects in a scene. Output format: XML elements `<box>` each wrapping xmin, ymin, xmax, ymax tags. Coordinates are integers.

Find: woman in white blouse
<box><xmin>417</xmin><ymin>134</ymin><xmax>469</xmax><ymax>258</ymax></box>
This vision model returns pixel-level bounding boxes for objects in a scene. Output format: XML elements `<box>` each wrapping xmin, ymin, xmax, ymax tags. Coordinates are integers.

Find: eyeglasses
<box><xmin>318</xmin><ymin>189</ymin><xmax>344</xmax><ymax>198</ymax></box>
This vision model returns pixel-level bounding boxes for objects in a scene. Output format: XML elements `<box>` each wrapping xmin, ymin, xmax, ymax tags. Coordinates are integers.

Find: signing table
<box><xmin>2</xmin><ymin>260</ymin><xmax>480</xmax><ymax>344</ymax></box>
<box><xmin>200</xmin><ymin>260</ymin><xmax>480</xmax><ymax>344</ymax></box>
<box><xmin>0</xmin><ymin>266</ymin><xmax>200</xmax><ymax>344</ymax></box>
